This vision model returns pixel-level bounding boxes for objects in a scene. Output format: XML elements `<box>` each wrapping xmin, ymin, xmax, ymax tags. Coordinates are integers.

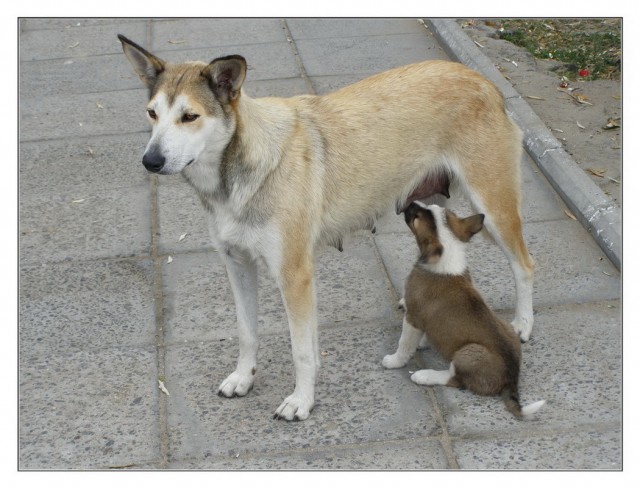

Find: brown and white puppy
<box><xmin>383</xmin><ymin>203</ymin><xmax>544</xmax><ymax>417</ymax></box>
<box><xmin>118</xmin><ymin>35</ymin><xmax>535</xmax><ymax>420</ymax></box>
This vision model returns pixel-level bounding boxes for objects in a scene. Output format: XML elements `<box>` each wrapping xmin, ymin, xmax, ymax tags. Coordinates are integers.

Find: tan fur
<box><xmin>119</xmin><ymin>35</ymin><xmax>535</xmax><ymax>420</ymax></box>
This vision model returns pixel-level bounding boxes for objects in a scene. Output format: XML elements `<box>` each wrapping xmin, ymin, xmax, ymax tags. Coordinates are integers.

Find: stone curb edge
<box><xmin>425</xmin><ymin>18</ymin><xmax>621</xmax><ymax>270</ymax></box>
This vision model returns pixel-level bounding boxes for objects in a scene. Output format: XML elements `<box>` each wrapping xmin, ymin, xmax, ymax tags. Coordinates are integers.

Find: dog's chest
<box><xmin>207</xmin><ymin>204</ymin><xmax>281</xmax><ymax>264</ymax></box>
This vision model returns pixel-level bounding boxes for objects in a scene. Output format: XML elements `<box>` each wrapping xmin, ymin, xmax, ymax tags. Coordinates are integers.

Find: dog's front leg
<box><xmin>217</xmin><ymin>247</ymin><xmax>259</xmax><ymax>398</ymax></box>
<box><xmin>273</xmin><ymin>251</ymin><xmax>319</xmax><ymax>421</ymax></box>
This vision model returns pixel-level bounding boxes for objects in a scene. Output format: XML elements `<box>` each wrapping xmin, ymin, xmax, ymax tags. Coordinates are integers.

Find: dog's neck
<box><xmin>183</xmin><ymin>93</ymin><xmax>292</xmax><ymax>208</ymax></box>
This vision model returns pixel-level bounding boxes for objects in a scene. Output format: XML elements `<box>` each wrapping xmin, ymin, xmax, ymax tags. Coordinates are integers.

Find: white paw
<box><xmin>511</xmin><ymin>318</ymin><xmax>533</xmax><ymax>342</ymax></box>
<box><xmin>217</xmin><ymin>370</ymin><xmax>254</xmax><ymax>398</ymax></box>
<box><xmin>274</xmin><ymin>393</ymin><xmax>314</xmax><ymax>421</ymax></box>
<box><xmin>411</xmin><ymin>369</ymin><xmax>450</xmax><ymax>386</ymax></box>
<box><xmin>382</xmin><ymin>353</ymin><xmax>407</xmax><ymax>369</ymax></box>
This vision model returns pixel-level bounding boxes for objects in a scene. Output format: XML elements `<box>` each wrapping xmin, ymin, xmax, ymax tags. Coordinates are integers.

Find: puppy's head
<box><xmin>404</xmin><ymin>203</ymin><xmax>484</xmax><ymax>272</ymax></box>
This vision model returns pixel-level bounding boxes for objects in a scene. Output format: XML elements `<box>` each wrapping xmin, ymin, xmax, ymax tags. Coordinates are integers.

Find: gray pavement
<box><xmin>19</xmin><ymin>18</ymin><xmax>621</xmax><ymax>470</ymax></box>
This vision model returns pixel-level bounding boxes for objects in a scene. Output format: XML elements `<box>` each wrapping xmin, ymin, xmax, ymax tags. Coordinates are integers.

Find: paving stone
<box><xmin>453</xmin><ymin>429</ymin><xmax>621</xmax><ymax>470</ymax></box>
<box><xmin>150</xmin><ymin>18</ymin><xmax>287</xmax><ymax>52</ymax></box>
<box><xmin>20</xmin><ymin>88</ymin><xmax>149</xmax><ymax>141</ymax></box>
<box><xmin>21</xmin><ymin>53</ymin><xmax>147</xmax><ymax>95</ymax></box>
<box><xmin>295</xmin><ymin>33</ymin><xmax>448</xmax><ymax>77</ymax></box>
<box><xmin>20</xmin><ymin>258</ymin><xmax>156</xmax><ymax>353</ymax></box>
<box><xmin>20</xmin><ymin>185</ymin><xmax>151</xmax><ymax>264</ymax></box>
<box><xmin>19</xmin><ymin>347</ymin><xmax>160</xmax><ymax>469</ymax></box>
<box><xmin>286</xmin><ymin>18</ymin><xmax>429</xmax><ymax>40</ymax></box>
<box><xmin>169</xmin><ymin>436</ymin><xmax>449</xmax><ymax>469</ymax></box>
<box><xmin>19</xmin><ymin>20</ymin><xmax>148</xmax><ymax>61</ymax></box>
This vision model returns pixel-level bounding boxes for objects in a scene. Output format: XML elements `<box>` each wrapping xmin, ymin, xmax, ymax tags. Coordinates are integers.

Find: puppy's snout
<box><xmin>142</xmin><ymin>148</ymin><xmax>166</xmax><ymax>173</ymax></box>
<box><xmin>403</xmin><ymin>202</ymin><xmax>420</xmax><ymax>225</ymax></box>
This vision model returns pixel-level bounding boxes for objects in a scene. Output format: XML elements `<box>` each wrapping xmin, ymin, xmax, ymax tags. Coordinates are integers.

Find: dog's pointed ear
<box><xmin>202</xmin><ymin>55</ymin><xmax>247</xmax><ymax>104</ymax></box>
<box><xmin>449</xmin><ymin>212</ymin><xmax>485</xmax><ymax>242</ymax></box>
<box><xmin>118</xmin><ymin>34</ymin><xmax>166</xmax><ymax>90</ymax></box>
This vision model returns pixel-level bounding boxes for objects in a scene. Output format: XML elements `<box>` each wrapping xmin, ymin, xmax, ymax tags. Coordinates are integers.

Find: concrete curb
<box><xmin>426</xmin><ymin>19</ymin><xmax>621</xmax><ymax>270</ymax></box>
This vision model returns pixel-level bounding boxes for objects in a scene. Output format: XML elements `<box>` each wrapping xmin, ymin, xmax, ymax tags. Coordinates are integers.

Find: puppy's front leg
<box><xmin>274</xmin><ymin>251</ymin><xmax>319</xmax><ymax>421</ymax></box>
<box><xmin>217</xmin><ymin>247</ymin><xmax>259</xmax><ymax>398</ymax></box>
<box><xmin>382</xmin><ymin>316</ymin><xmax>423</xmax><ymax>369</ymax></box>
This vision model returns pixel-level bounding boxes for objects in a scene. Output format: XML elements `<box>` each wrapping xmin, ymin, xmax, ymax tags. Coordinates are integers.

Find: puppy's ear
<box><xmin>118</xmin><ymin>35</ymin><xmax>166</xmax><ymax>90</ymax></box>
<box><xmin>201</xmin><ymin>55</ymin><xmax>247</xmax><ymax>104</ymax></box>
<box><xmin>448</xmin><ymin>212</ymin><xmax>485</xmax><ymax>242</ymax></box>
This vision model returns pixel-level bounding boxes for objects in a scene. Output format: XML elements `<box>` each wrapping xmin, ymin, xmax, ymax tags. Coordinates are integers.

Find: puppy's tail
<box><xmin>501</xmin><ymin>383</ymin><xmax>545</xmax><ymax>418</ymax></box>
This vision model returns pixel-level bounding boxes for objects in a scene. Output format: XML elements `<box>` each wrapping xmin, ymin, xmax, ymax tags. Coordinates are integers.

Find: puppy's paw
<box><xmin>511</xmin><ymin>318</ymin><xmax>533</xmax><ymax>343</ymax></box>
<box><xmin>410</xmin><ymin>369</ymin><xmax>451</xmax><ymax>386</ymax></box>
<box><xmin>382</xmin><ymin>353</ymin><xmax>407</xmax><ymax>369</ymax></box>
<box><xmin>217</xmin><ymin>370</ymin><xmax>254</xmax><ymax>398</ymax></box>
<box><xmin>274</xmin><ymin>393</ymin><xmax>314</xmax><ymax>421</ymax></box>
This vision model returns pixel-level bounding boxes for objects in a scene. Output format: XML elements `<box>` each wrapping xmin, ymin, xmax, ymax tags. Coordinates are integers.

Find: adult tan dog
<box><xmin>118</xmin><ymin>35</ymin><xmax>534</xmax><ymax>421</ymax></box>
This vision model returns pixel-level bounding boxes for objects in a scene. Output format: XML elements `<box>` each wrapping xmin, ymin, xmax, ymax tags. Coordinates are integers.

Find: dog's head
<box><xmin>118</xmin><ymin>35</ymin><xmax>246</xmax><ymax>175</ymax></box>
<box><xmin>404</xmin><ymin>202</ymin><xmax>484</xmax><ymax>274</ymax></box>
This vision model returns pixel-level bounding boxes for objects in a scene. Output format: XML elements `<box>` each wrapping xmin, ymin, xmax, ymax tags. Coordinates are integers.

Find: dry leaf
<box><xmin>68</xmin><ymin>41</ymin><xmax>80</xmax><ymax>48</ymax></box>
<box><xmin>564</xmin><ymin>209</ymin><xmax>577</xmax><ymax>220</ymax></box>
<box><xmin>526</xmin><ymin>95</ymin><xmax>545</xmax><ymax>100</ymax></box>
<box><xmin>320</xmin><ymin>350</ymin><xmax>330</xmax><ymax>357</ymax></box>
<box><xmin>576</xmin><ymin>121</ymin><xmax>586</xmax><ymax>129</ymax></box>
<box><xmin>607</xmin><ymin>176</ymin><xmax>620</xmax><ymax>184</ymax></box>
<box><xmin>71</xmin><ymin>198</ymin><xmax>85</xmax><ymax>203</ymax></box>
<box><xmin>96</xmin><ymin>102</ymin><xmax>104</xmax><ymax>109</ymax></box>
<box><xmin>158</xmin><ymin>379</ymin><xmax>170</xmax><ymax>396</ymax></box>
<box><xmin>587</xmin><ymin>168</ymin><xmax>606</xmax><ymax>178</ymax></box>
<box><xmin>603</xmin><ymin>118</ymin><xmax>620</xmax><ymax>130</ymax></box>
<box><xmin>572</xmin><ymin>93</ymin><xmax>593</xmax><ymax>105</ymax></box>
<box><xmin>178</xmin><ymin>233</ymin><xmax>188</xmax><ymax>242</ymax></box>
<box><xmin>473</xmin><ymin>40</ymin><xmax>484</xmax><ymax>48</ymax></box>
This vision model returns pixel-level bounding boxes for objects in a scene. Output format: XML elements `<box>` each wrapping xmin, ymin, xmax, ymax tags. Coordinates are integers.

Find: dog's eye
<box><xmin>147</xmin><ymin>109</ymin><xmax>157</xmax><ymax>120</ymax></box>
<box><xmin>181</xmin><ymin>113</ymin><xmax>200</xmax><ymax>123</ymax></box>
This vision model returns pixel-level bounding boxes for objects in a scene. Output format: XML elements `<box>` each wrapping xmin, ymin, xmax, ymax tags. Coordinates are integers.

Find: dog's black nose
<box><xmin>142</xmin><ymin>149</ymin><xmax>165</xmax><ymax>173</ymax></box>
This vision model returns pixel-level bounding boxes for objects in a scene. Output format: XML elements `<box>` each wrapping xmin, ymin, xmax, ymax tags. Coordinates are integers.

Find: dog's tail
<box><xmin>501</xmin><ymin>383</ymin><xmax>545</xmax><ymax>418</ymax></box>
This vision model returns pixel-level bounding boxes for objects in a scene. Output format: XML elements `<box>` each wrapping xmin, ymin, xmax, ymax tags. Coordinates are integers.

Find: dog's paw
<box><xmin>273</xmin><ymin>393</ymin><xmax>314</xmax><ymax>421</ymax></box>
<box><xmin>217</xmin><ymin>370</ymin><xmax>254</xmax><ymax>398</ymax></box>
<box><xmin>382</xmin><ymin>353</ymin><xmax>407</xmax><ymax>369</ymax></box>
<box><xmin>511</xmin><ymin>318</ymin><xmax>533</xmax><ymax>343</ymax></box>
<box><xmin>410</xmin><ymin>369</ymin><xmax>450</xmax><ymax>386</ymax></box>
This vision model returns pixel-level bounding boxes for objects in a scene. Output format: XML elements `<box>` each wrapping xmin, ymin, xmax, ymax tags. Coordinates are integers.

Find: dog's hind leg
<box><xmin>457</xmin><ymin>145</ymin><xmax>535</xmax><ymax>342</ymax></box>
<box><xmin>217</xmin><ymin>246</ymin><xmax>259</xmax><ymax>398</ymax></box>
